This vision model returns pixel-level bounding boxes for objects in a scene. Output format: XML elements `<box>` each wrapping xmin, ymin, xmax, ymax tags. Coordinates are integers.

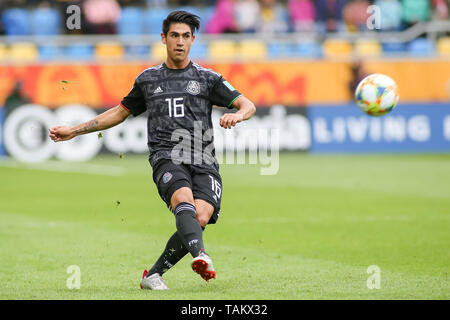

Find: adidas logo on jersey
<box><xmin>154</xmin><ymin>86</ymin><xmax>163</xmax><ymax>94</ymax></box>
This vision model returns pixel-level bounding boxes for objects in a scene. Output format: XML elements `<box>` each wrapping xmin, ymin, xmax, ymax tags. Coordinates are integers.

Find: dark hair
<box><xmin>162</xmin><ymin>10</ymin><xmax>200</xmax><ymax>36</ymax></box>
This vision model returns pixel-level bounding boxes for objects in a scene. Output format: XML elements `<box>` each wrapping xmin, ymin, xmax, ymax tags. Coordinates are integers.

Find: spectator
<box><xmin>288</xmin><ymin>0</ymin><xmax>316</xmax><ymax>32</ymax></box>
<box><xmin>315</xmin><ymin>0</ymin><xmax>346</xmax><ymax>33</ymax></box>
<box><xmin>4</xmin><ymin>82</ymin><xmax>30</xmax><ymax>116</ymax></box>
<box><xmin>82</xmin><ymin>0</ymin><xmax>121</xmax><ymax>34</ymax></box>
<box><xmin>432</xmin><ymin>0</ymin><xmax>449</xmax><ymax>20</ymax></box>
<box><xmin>205</xmin><ymin>0</ymin><xmax>238</xmax><ymax>34</ymax></box>
<box><xmin>432</xmin><ymin>0</ymin><xmax>449</xmax><ymax>37</ymax></box>
<box><xmin>373</xmin><ymin>0</ymin><xmax>402</xmax><ymax>31</ymax></box>
<box><xmin>342</xmin><ymin>0</ymin><xmax>371</xmax><ymax>32</ymax></box>
<box><xmin>234</xmin><ymin>0</ymin><xmax>260</xmax><ymax>33</ymax></box>
<box><xmin>401</xmin><ymin>0</ymin><xmax>431</xmax><ymax>30</ymax></box>
<box><xmin>257</xmin><ymin>0</ymin><xmax>289</xmax><ymax>34</ymax></box>
<box><xmin>348</xmin><ymin>60</ymin><xmax>369</xmax><ymax>96</ymax></box>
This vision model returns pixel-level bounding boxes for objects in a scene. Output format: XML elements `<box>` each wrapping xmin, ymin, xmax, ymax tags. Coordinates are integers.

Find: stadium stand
<box><xmin>126</xmin><ymin>44</ymin><xmax>151</xmax><ymax>59</ymax></box>
<box><xmin>30</xmin><ymin>6</ymin><xmax>61</xmax><ymax>36</ymax></box>
<box><xmin>0</xmin><ymin>0</ymin><xmax>449</xmax><ymax>61</ymax></box>
<box><xmin>39</xmin><ymin>44</ymin><xmax>63</xmax><ymax>60</ymax></box>
<box><xmin>95</xmin><ymin>41</ymin><xmax>125</xmax><ymax>59</ymax></box>
<box><xmin>188</xmin><ymin>41</ymin><xmax>208</xmax><ymax>60</ymax></box>
<box><xmin>408</xmin><ymin>38</ymin><xmax>436</xmax><ymax>56</ymax></box>
<box><xmin>267</xmin><ymin>42</ymin><xmax>291</xmax><ymax>58</ymax></box>
<box><xmin>145</xmin><ymin>7</ymin><xmax>171</xmax><ymax>34</ymax></box>
<box><xmin>381</xmin><ymin>41</ymin><xmax>408</xmax><ymax>55</ymax></box>
<box><xmin>2</xmin><ymin>8</ymin><xmax>30</xmax><ymax>36</ymax></box>
<box><xmin>437</xmin><ymin>36</ymin><xmax>450</xmax><ymax>56</ymax></box>
<box><xmin>323</xmin><ymin>38</ymin><xmax>353</xmax><ymax>58</ymax></box>
<box><xmin>0</xmin><ymin>43</ymin><xmax>7</xmax><ymax>60</ymax></box>
<box><xmin>151</xmin><ymin>42</ymin><xmax>166</xmax><ymax>61</ymax></box>
<box><xmin>354</xmin><ymin>38</ymin><xmax>382</xmax><ymax>57</ymax></box>
<box><xmin>238</xmin><ymin>40</ymin><xmax>268</xmax><ymax>60</ymax></box>
<box><xmin>208</xmin><ymin>39</ymin><xmax>237</xmax><ymax>61</ymax></box>
<box><xmin>294</xmin><ymin>41</ymin><xmax>323</xmax><ymax>58</ymax></box>
<box><xmin>8</xmin><ymin>42</ymin><xmax>38</xmax><ymax>61</ymax></box>
<box><xmin>65</xmin><ymin>43</ymin><xmax>95</xmax><ymax>60</ymax></box>
<box><xmin>118</xmin><ymin>7</ymin><xmax>146</xmax><ymax>35</ymax></box>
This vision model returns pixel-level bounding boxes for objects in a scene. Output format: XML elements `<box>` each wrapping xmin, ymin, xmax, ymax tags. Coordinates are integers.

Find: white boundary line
<box><xmin>0</xmin><ymin>160</ymin><xmax>125</xmax><ymax>176</ymax></box>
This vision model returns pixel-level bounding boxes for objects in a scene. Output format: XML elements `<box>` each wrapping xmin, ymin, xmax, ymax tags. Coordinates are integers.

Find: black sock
<box><xmin>147</xmin><ymin>231</ymin><xmax>188</xmax><ymax>277</ymax></box>
<box><xmin>174</xmin><ymin>202</ymin><xmax>205</xmax><ymax>258</ymax></box>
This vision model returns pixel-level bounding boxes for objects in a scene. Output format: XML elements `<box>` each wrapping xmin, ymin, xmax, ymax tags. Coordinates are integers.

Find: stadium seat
<box><xmin>65</xmin><ymin>43</ymin><xmax>94</xmax><ymax>60</ymax></box>
<box><xmin>354</xmin><ymin>39</ymin><xmax>382</xmax><ymax>57</ymax></box>
<box><xmin>268</xmin><ymin>42</ymin><xmax>322</xmax><ymax>58</ymax></box>
<box><xmin>0</xmin><ymin>44</ymin><xmax>7</xmax><ymax>60</ymax></box>
<box><xmin>146</xmin><ymin>8</ymin><xmax>171</xmax><ymax>34</ymax></box>
<box><xmin>8</xmin><ymin>43</ymin><xmax>38</xmax><ymax>62</ymax></box>
<box><xmin>126</xmin><ymin>45</ymin><xmax>150</xmax><ymax>59</ymax></box>
<box><xmin>30</xmin><ymin>7</ymin><xmax>61</xmax><ymax>35</ymax></box>
<box><xmin>208</xmin><ymin>40</ymin><xmax>237</xmax><ymax>61</ymax></box>
<box><xmin>1</xmin><ymin>8</ymin><xmax>30</xmax><ymax>35</ymax></box>
<box><xmin>151</xmin><ymin>42</ymin><xmax>166</xmax><ymax>61</ymax></box>
<box><xmin>408</xmin><ymin>38</ymin><xmax>435</xmax><ymax>56</ymax></box>
<box><xmin>437</xmin><ymin>37</ymin><xmax>450</xmax><ymax>57</ymax></box>
<box><xmin>382</xmin><ymin>41</ymin><xmax>407</xmax><ymax>54</ymax></box>
<box><xmin>189</xmin><ymin>42</ymin><xmax>208</xmax><ymax>60</ymax></box>
<box><xmin>95</xmin><ymin>42</ymin><xmax>125</xmax><ymax>60</ymax></box>
<box><xmin>267</xmin><ymin>42</ymin><xmax>292</xmax><ymax>58</ymax></box>
<box><xmin>293</xmin><ymin>41</ymin><xmax>323</xmax><ymax>58</ymax></box>
<box><xmin>238</xmin><ymin>40</ymin><xmax>267</xmax><ymax>60</ymax></box>
<box><xmin>39</xmin><ymin>44</ymin><xmax>63</xmax><ymax>60</ymax></box>
<box><xmin>118</xmin><ymin>7</ymin><xmax>145</xmax><ymax>35</ymax></box>
<box><xmin>323</xmin><ymin>39</ymin><xmax>353</xmax><ymax>58</ymax></box>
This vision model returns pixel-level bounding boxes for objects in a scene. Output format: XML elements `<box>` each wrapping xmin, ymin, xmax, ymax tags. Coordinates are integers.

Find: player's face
<box><xmin>162</xmin><ymin>23</ymin><xmax>195</xmax><ymax>66</ymax></box>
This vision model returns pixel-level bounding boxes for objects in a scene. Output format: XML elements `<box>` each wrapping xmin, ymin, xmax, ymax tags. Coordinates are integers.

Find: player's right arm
<box><xmin>49</xmin><ymin>104</ymin><xmax>130</xmax><ymax>142</ymax></box>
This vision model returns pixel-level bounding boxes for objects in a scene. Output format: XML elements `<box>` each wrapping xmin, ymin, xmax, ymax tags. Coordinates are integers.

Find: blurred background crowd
<box><xmin>0</xmin><ymin>0</ymin><xmax>449</xmax><ymax>62</ymax></box>
<box><xmin>0</xmin><ymin>0</ymin><xmax>449</xmax><ymax>36</ymax></box>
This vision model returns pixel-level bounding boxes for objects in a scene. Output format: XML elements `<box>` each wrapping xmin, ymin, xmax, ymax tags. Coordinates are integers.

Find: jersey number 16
<box><xmin>165</xmin><ymin>97</ymin><xmax>185</xmax><ymax>118</ymax></box>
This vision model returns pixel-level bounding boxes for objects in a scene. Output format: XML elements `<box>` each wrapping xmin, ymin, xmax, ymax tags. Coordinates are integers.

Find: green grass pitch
<box><xmin>0</xmin><ymin>153</ymin><xmax>449</xmax><ymax>299</ymax></box>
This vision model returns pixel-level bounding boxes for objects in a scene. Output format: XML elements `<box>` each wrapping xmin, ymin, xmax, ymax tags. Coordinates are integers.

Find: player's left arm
<box><xmin>219</xmin><ymin>96</ymin><xmax>256</xmax><ymax>129</ymax></box>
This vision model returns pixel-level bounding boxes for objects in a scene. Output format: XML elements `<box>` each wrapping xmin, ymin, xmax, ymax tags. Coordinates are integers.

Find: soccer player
<box><xmin>49</xmin><ymin>10</ymin><xmax>256</xmax><ymax>290</ymax></box>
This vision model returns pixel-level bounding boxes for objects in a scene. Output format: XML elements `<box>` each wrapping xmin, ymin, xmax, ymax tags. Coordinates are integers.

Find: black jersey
<box><xmin>121</xmin><ymin>61</ymin><xmax>242</xmax><ymax>172</ymax></box>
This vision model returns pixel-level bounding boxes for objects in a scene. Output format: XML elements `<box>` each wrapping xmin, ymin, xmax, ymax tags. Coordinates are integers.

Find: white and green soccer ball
<box><xmin>354</xmin><ymin>73</ymin><xmax>400</xmax><ymax>116</ymax></box>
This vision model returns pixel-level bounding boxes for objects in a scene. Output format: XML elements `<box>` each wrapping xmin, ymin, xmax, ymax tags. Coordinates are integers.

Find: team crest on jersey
<box><xmin>162</xmin><ymin>172</ymin><xmax>173</xmax><ymax>183</ymax></box>
<box><xmin>186</xmin><ymin>80</ymin><xmax>200</xmax><ymax>95</ymax></box>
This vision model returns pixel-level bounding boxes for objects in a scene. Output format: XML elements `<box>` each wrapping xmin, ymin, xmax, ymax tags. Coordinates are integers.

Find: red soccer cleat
<box><xmin>191</xmin><ymin>252</ymin><xmax>216</xmax><ymax>281</ymax></box>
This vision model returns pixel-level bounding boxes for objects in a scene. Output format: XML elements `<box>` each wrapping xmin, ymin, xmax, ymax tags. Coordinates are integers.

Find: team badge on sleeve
<box><xmin>162</xmin><ymin>172</ymin><xmax>173</xmax><ymax>183</ymax></box>
<box><xmin>186</xmin><ymin>80</ymin><xmax>200</xmax><ymax>95</ymax></box>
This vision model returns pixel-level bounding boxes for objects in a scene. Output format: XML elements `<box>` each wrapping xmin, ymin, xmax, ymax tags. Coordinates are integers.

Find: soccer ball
<box><xmin>354</xmin><ymin>74</ymin><xmax>399</xmax><ymax>116</ymax></box>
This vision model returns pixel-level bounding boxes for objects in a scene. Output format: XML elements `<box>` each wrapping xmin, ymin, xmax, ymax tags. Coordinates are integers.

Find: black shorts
<box><xmin>152</xmin><ymin>159</ymin><xmax>223</xmax><ymax>224</ymax></box>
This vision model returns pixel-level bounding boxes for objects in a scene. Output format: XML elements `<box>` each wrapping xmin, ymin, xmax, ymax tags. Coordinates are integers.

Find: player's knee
<box><xmin>196</xmin><ymin>208</ymin><xmax>213</xmax><ymax>227</ymax></box>
<box><xmin>196</xmin><ymin>215</ymin><xmax>209</xmax><ymax>228</ymax></box>
<box><xmin>171</xmin><ymin>187</ymin><xmax>194</xmax><ymax>208</ymax></box>
<box><xmin>194</xmin><ymin>200</ymin><xmax>214</xmax><ymax>227</ymax></box>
